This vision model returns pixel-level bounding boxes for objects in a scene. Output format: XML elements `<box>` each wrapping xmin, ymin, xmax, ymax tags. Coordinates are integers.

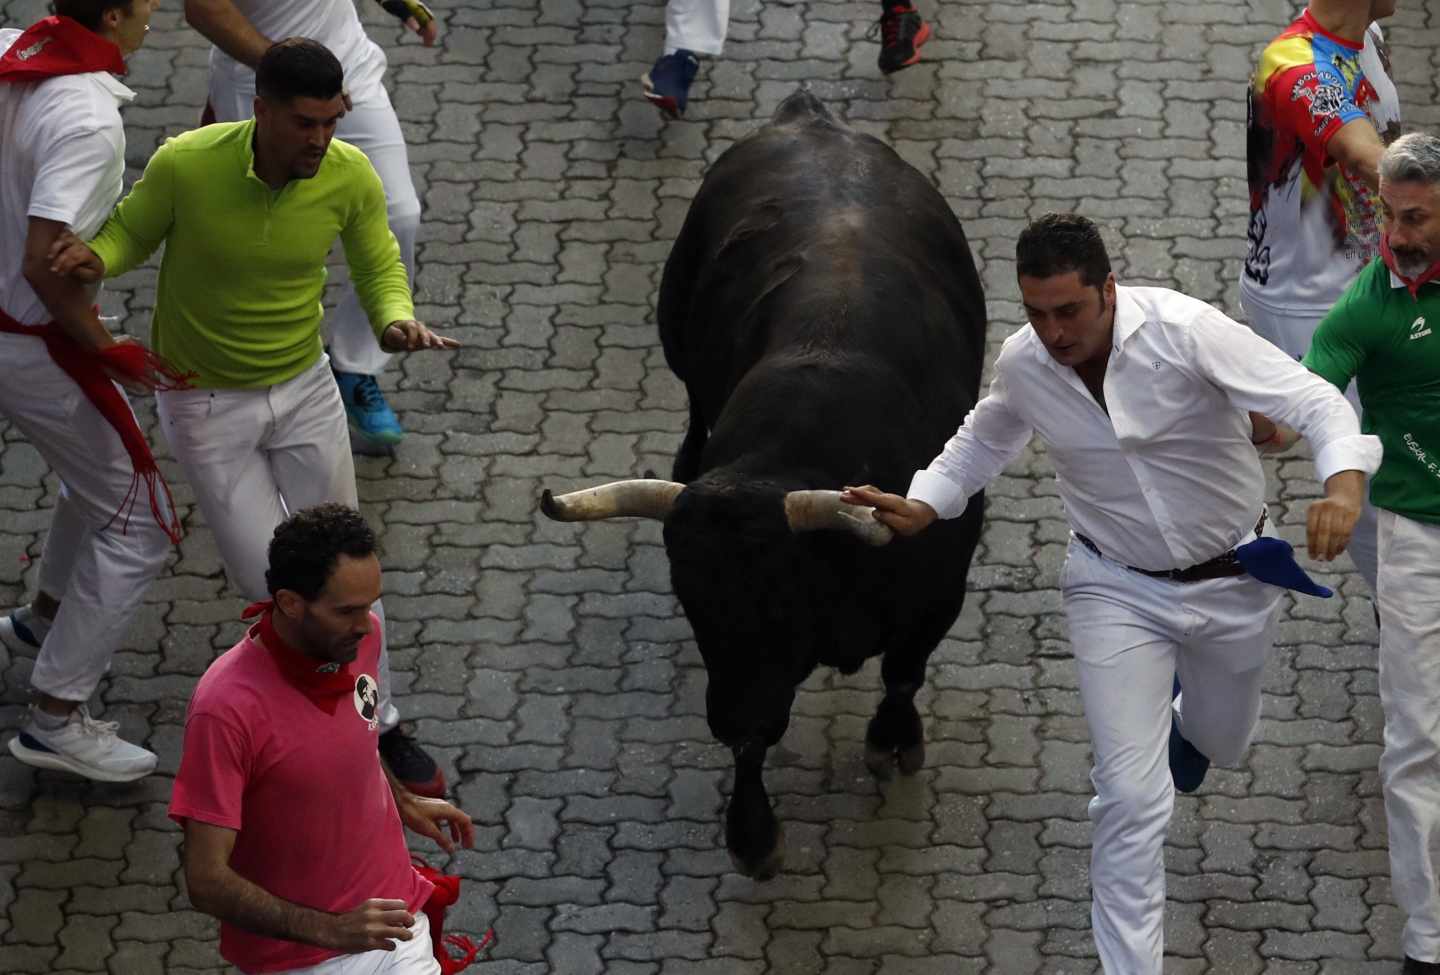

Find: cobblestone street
<box><xmin>3</xmin><ymin>0</ymin><xmax>1440</xmax><ymax>972</ymax></box>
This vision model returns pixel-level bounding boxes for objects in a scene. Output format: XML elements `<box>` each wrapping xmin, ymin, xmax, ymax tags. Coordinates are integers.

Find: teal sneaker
<box><xmin>334</xmin><ymin>371</ymin><xmax>403</xmax><ymax>445</ymax></box>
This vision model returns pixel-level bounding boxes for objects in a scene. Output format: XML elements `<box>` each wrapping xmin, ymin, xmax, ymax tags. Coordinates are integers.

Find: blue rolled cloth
<box><xmin>1234</xmin><ymin>536</ymin><xmax>1333</xmax><ymax>598</ymax></box>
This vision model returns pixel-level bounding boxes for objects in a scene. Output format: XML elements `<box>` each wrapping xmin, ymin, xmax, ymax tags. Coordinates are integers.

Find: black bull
<box><xmin>541</xmin><ymin>89</ymin><xmax>986</xmax><ymax>878</ymax></box>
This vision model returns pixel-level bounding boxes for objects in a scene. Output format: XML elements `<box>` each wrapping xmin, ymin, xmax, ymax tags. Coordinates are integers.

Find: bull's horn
<box><xmin>540</xmin><ymin>478</ymin><xmax>686</xmax><ymax>522</ymax></box>
<box><xmin>783</xmin><ymin>490</ymin><xmax>894</xmax><ymax>547</ymax></box>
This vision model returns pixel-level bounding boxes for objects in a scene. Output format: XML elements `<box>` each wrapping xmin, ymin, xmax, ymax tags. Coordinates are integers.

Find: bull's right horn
<box><xmin>540</xmin><ymin>478</ymin><xmax>686</xmax><ymax>523</ymax></box>
<box><xmin>784</xmin><ymin>489</ymin><xmax>895</xmax><ymax>547</ymax></box>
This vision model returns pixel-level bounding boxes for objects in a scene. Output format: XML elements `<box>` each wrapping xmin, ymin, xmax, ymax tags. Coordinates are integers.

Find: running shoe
<box><xmin>9</xmin><ymin>704</ymin><xmax>158</xmax><ymax>782</ymax></box>
<box><xmin>0</xmin><ymin>603</ymin><xmax>49</xmax><ymax>654</ymax></box>
<box><xmin>641</xmin><ymin>49</ymin><xmax>700</xmax><ymax>119</ymax></box>
<box><xmin>1168</xmin><ymin>677</ymin><xmax>1209</xmax><ymax>793</ymax></box>
<box><xmin>335</xmin><ymin>371</ymin><xmax>404</xmax><ymax>445</ymax></box>
<box><xmin>379</xmin><ymin>724</ymin><xmax>446</xmax><ymax>798</ymax></box>
<box><xmin>874</xmin><ymin>4</ymin><xmax>932</xmax><ymax>75</ymax></box>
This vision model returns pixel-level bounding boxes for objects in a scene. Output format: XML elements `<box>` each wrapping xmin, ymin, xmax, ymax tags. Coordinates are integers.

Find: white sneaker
<box><xmin>8</xmin><ymin>705</ymin><xmax>157</xmax><ymax>782</ymax></box>
<box><xmin>0</xmin><ymin>604</ymin><xmax>50</xmax><ymax>654</ymax></box>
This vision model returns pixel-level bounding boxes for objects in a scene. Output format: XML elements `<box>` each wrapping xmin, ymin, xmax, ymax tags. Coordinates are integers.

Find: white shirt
<box><xmin>0</xmin><ymin>28</ymin><xmax>134</xmax><ymax>326</ymax></box>
<box><xmin>209</xmin><ymin>0</ymin><xmax>387</xmax><ymax>99</ymax></box>
<box><xmin>908</xmin><ymin>286</ymin><xmax>1382</xmax><ymax>572</ymax></box>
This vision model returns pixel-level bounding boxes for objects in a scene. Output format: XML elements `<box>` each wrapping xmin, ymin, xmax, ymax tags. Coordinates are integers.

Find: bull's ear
<box><xmin>783</xmin><ymin>490</ymin><xmax>894</xmax><ymax>546</ymax></box>
<box><xmin>540</xmin><ymin>479</ymin><xmax>686</xmax><ymax>523</ymax></box>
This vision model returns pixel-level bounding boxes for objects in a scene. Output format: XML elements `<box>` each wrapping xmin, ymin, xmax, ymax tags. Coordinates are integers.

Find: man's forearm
<box><xmin>191</xmin><ymin>868</ymin><xmax>335</xmax><ymax>950</ymax></box>
<box><xmin>184</xmin><ymin>0</ymin><xmax>272</xmax><ymax>68</ymax></box>
<box><xmin>22</xmin><ymin>264</ymin><xmax>114</xmax><ymax>351</ymax></box>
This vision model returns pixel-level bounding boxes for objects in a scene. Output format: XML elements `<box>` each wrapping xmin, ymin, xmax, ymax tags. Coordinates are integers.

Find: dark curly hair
<box><xmin>265</xmin><ymin>504</ymin><xmax>376</xmax><ymax>601</ymax></box>
<box><xmin>53</xmin><ymin>0</ymin><xmax>134</xmax><ymax>31</ymax></box>
<box><xmin>256</xmin><ymin>37</ymin><xmax>344</xmax><ymax>104</ymax></box>
<box><xmin>1015</xmin><ymin>212</ymin><xmax>1112</xmax><ymax>289</ymax></box>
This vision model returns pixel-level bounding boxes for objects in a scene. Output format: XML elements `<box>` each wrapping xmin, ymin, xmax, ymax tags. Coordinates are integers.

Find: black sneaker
<box><xmin>874</xmin><ymin>4</ymin><xmax>932</xmax><ymax>75</ymax></box>
<box><xmin>1404</xmin><ymin>958</ymin><xmax>1440</xmax><ymax>974</ymax></box>
<box><xmin>379</xmin><ymin>725</ymin><xmax>446</xmax><ymax>798</ymax></box>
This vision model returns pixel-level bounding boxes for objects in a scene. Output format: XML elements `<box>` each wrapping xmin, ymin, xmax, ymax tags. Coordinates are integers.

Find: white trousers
<box><xmin>273</xmin><ymin>911</ymin><xmax>439</xmax><ymax>975</ymax></box>
<box><xmin>156</xmin><ymin>357</ymin><xmax>398</xmax><ymax>730</ymax></box>
<box><xmin>207</xmin><ymin>74</ymin><xmax>420</xmax><ymax>377</ymax></box>
<box><xmin>1376</xmin><ymin>509</ymin><xmax>1440</xmax><ymax>962</ymax></box>
<box><xmin>665</xmin><ymin>0</ymin><xmax>731</xmax><ymax>55</ymax></box>
<box><xmin>1063</xmin><ymin>538</ymin><xmax>1282</xmax><ymax>974</ymax></box>
<box><xmin>0</xmin><ymin>332</ymin><xmax>169</xmax><ymax>701</ymax></box>
<box><xmin>1241</xmin><ymin>296</ymin><xmax>1379</xmax><ymax>590</ymax></box>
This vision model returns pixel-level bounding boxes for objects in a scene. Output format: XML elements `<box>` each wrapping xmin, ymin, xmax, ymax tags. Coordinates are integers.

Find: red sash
<box><xmin>1381</xmin><ymin>234</ymin><xmax>1440</xmax><ymax>300</ymax></box>
<box><xmin>0</xmin><ymin>309</ymin><xmax>190</xmax><ymax>543</ymax></box>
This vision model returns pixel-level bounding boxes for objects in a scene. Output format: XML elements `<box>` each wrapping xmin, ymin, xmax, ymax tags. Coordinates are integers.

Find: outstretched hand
<box><xmin>381</xmin><ymin>320</ymin><xmax>460</xmax><ymax>352</ymax></box>
<box><xmin>839</xmin><ymin>485</ymin><xmax>938</xmax><ymax>536</ymax></box>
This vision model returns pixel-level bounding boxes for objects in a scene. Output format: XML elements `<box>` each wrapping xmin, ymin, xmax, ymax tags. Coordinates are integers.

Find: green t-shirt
<box><xmin>89</xmin><ymin>119</ymin><xmax>413</xmax><ymax>388</ymax></box>
<box><xmin>1304</xmin><ymin>257</ymin><xmax>1440</xmax><ymax>523</ymax></box>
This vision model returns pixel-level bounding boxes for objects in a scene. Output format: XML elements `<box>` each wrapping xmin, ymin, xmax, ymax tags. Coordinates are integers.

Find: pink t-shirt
<box><xmin>169</xmin><ymin>615</ymin><xmax>431</xmax><ymax>974</ymax></box>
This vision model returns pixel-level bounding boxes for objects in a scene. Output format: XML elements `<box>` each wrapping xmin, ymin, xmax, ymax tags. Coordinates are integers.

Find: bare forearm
<box><xmin>184</xmin><ymin>0</ymin><xmax>272</xmax><ymax>68</ymax></box>
<box><xmin>191</xmin><ymin>869</ymin><xmax>334</xmax><ymax>950</ymax></box>
<box><xmin>22</xmin><ymin>263</ymin><xmax>114</xmax><ymax>351</ymax></box>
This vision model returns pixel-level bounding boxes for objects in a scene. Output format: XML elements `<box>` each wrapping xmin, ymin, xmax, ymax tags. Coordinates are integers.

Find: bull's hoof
<box><xmin>897</xmin><ymin>741</ymin><xmax>926</xmax><ymax>775</ymax></box>
<box><xmin>864</xmin><ymin>742</ymin><xmax>897</xmax><ymax>781</ymax></box>
<box><xmin>728</xmin><ymin>824</ymin><xmax>785</xmax><ymax>881</ymax></box>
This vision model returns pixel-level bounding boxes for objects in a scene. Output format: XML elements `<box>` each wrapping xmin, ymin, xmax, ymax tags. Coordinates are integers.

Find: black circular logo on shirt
<box><xmin>354</xmin><ymin>674</ymin><xmax>379</xmax><ymax>726</ymax></box>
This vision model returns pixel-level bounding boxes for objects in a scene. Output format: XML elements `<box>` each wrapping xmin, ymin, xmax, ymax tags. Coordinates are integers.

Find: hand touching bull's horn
<box><xmin>839</xmin><ymin>485</ymin><xmax>938</xmax><ymax>537</ymax></box>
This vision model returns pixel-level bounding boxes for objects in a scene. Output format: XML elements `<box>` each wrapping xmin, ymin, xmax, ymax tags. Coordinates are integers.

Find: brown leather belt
<box><xmin>1074</xmin><ymin>510</ymin><xmax>1267</xmax><ymax>584</ymax></box>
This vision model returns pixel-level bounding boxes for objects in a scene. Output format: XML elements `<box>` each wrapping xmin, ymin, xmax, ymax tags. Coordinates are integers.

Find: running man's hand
<box><xmin>1307</xmin><ymin>469</ymin><xmax>1365</xmax><ymax>561</ymax></box>
<box><xmin>840</xmin><ymin>484</ymin><xmax>938</xmax><ymax>536</ymax></box>
<box><xmin>327</xmin><ymin>898</ymin><xmax>414</xmax><ymax>953</ymax></box>
<box><xmin>46</xmin><ymin>229</ymin><xmax>105</xmax><ymax>283</ymax></box>
<box><xmin>381</xmin><ymin>319</ymin><xmax>459</xmax><ymax>352</ymax></box>
<box><xmin>397</xmin><ymin>793</ymin><xmax>475</xmax><ymax>854</ymax></box>
<box><xmin>377</xmin><ymin>0</ymin><xmax>440</xmax><ymax>45</ymax></box>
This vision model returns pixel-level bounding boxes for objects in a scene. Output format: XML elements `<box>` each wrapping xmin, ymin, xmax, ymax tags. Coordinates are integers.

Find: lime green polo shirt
<box><xmin>1304</xmin><ymin>257</ymin><xmax>1440</xmax><ymax>524</ymax></box>
<box><xmin>89</xmin><ymin>119</ymin><xmax>412</xmax><ymax>388</ymax></box>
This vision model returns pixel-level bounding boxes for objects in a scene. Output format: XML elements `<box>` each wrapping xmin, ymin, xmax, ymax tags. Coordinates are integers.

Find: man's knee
<box><xmin>1093</xmin><ymin>760</ymin><xmax>1174</xmax><ymax>829</ymax></box>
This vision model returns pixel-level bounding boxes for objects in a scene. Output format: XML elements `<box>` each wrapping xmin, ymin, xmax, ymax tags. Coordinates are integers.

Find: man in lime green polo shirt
<box><xmin>1304</xmin><ymin>132</ymin><xmax>1440</xmax><ymax>974</ymax></box>
<box><xmin>50</xmin><ymin>37</ymin><xmax>455</xmax><ymax>797</ymax></box>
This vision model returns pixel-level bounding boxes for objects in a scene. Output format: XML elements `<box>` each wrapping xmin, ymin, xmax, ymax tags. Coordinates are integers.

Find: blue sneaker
<box><xmin>641</xmin><ymin>50</ymin><xmax>700</xmax><ymax>119</ymax></box>
<box><xmin>334</xmin><ymin>371</ymin><xmax>403</xmax><ymax>446</ymax></box>
<box><xmin>1168</xmin><ymin>677</ymin><xmax>1209</xmax><ymax>793</ymax></box>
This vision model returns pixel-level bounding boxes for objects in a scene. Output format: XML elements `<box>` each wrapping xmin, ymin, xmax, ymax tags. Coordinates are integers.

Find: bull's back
<box><xmin>658</xmin><ymin>101</ymin><xmax>986</xmax><ymax>466</ymax></box>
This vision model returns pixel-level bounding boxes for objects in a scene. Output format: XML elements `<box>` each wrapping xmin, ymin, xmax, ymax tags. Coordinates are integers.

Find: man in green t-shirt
<box><xmin>1304</xmin><ymin>132</ymin><xmax>1440</xmax><ymax>975</ymax></box>
<box><xmin>50</xmin><ymin>38</ymin><xmax>456</xmax><ymax>798</ymax></box>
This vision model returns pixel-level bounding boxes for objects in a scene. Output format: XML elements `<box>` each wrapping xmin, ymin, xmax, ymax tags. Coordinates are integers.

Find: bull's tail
<box><xmin>771</xmin><ymin>86</ymin><xmax>835</xmax><ymax>127</ymax></box>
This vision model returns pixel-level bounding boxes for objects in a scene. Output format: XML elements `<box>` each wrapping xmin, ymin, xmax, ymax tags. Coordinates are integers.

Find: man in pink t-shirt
<box><xmin>170</xmin><ymin>504</ymin><xmax>474</xmax><ymax>975</ymax></box>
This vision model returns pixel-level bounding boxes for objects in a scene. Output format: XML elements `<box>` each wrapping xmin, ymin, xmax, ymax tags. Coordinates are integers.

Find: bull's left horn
<box><xmin>783</xmin><ymin>490</ymin><xmax>895</xmax><ymax>547</ymax></box>
<box><xmin>540</xmin><ymin>478</ymin><xmax>686</xmax><ymax>522</ymax></box>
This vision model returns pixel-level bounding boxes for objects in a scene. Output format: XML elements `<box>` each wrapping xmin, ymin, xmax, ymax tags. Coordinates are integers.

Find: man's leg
<box><xmin>643</xmin><ymin>0</ymin><xmax>730</xmax><ymax>118</ymax></box>
<box><xmin>0</xmin><ymin>334</ymin><xmax>169</xmax><ymax>781</ymax></box>
<box><xmin>329</xmin><ymin>91</ymin><xmax>419</xmax><ymax>446</ymax></box>
<box><xmin>1375</xmin><ymin>510</ymin><xmax>1440</xmax><ymax>964</ymax></box>
<box><xmin>266</xmin><ymin>359</ymin><xmax>444</xmax><ymax>796</ymax></box>
<box><xmin>157</xmin><ymin>386</ymin><xmax>286</xmax><ymax>602</ymax></box>
<box><xmin>1062</xmin><ymin>543</ymin><xmax>1180</xmax><ymax>975</ymax></box>
<box><xmin>1171</xmin><ymin>576</ymin><xmax>1282</xmax><ymax>768</ymax></box>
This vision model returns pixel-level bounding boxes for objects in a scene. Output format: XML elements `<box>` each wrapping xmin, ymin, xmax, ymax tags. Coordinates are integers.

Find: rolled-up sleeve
<box><xmin>907</xmin><ymin>366</ymin><xmax>1034</xmax><ymax>519</ymax></box>
<box><xmin>1189</xmin><ymin>308</ymin><xmax>1381</xmax><ymax>482</ymax></box>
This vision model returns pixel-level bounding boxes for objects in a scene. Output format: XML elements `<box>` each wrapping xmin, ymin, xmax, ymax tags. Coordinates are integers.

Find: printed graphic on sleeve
<box><xmin>1242</xmin><ymin>13</ymin><xmax>1401</xmax><ymax>312</ymax></box>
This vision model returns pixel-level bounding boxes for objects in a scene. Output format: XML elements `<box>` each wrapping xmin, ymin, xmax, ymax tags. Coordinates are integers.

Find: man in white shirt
<box><xmin>184</xmin><ymin>0</ymin><xmax>438</xmax><ymax>450</ymax></box>
<box><xmin>0</xmin><ymin>0</ymin><xmax>169</xmax><ymax>782</ymax></box>
<box><xmin>1242</xmin><ymin>0</ymin><xmax>1402</xmax><ymax>591</ymax></box>
<box><xmin>846</xmin><ymin>213</ymin><xmax>1380</xmax><ymax>974</ymax></box>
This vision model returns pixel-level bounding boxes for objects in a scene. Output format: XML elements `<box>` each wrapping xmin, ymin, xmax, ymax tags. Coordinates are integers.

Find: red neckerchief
<box><xmin>1381</xmin><ymin>234</ymin><xmax>1440</xmax><ymax>300</ymax></box>
<box><xmin>0</xmin><ymin>16</ymin><xmax>126</xmax><ymax>84</ymax></box>
<box><xmin>241</xmin><ymin>600</ymin><xmax>355</xmax><ymax>713</ymax></box>
<box><xmin>0</xmin><ymin>308</ymin><xmax>192</xmax><ymax>543</ymax></box>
